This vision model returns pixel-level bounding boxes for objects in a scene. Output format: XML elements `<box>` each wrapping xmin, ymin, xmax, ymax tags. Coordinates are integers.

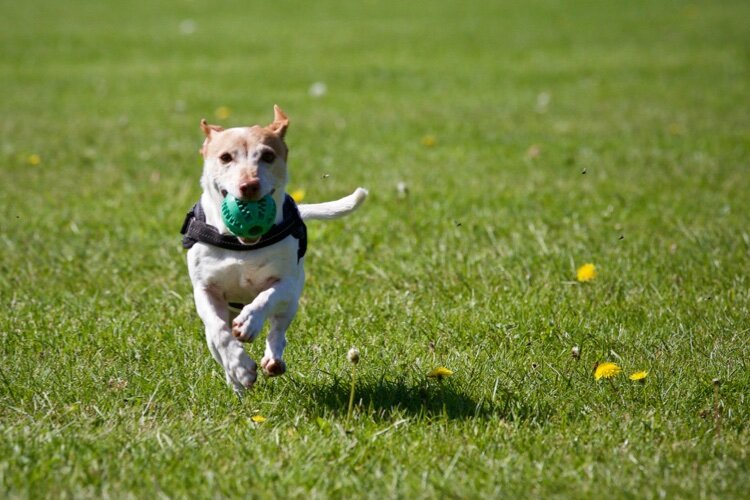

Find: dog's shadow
<box><xmin>287</xmin><ymin>374</ymin><xmax>490</xmax><ymax>420</ymax></box>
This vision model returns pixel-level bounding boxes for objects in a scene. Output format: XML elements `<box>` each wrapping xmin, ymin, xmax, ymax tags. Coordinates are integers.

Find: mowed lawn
<box><xmin>1</xmin><ymin>0</ymin><xmax>749</xmax><ymax>497</ymax></box>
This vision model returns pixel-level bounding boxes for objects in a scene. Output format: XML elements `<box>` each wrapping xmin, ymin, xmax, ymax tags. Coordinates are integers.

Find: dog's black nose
<box><xmin>239</xmin><ymin>180</ymin><xmax>260</xmax><ymax>198</ymax></box>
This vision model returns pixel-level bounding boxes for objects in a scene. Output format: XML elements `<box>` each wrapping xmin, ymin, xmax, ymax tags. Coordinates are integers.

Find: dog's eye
<box><xmin>219</xmin><ymin>153</ymin><xmax>233</xmax><ymax>163</ymax></box>
<box><xmin>260</xmin><ymin>151</ymin><xmax>276</xmax><ymax>164</ymax></box>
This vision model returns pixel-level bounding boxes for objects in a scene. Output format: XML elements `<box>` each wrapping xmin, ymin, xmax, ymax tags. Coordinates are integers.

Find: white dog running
<box><xmin>181</xmin><ymin>106</ymin><xmax>367</xmax><ymax>393</ymax></box>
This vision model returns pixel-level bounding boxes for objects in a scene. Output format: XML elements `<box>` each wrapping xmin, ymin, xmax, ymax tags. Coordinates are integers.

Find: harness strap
<box><xmin>180</xmin><ymin>194</ymin><xmax>307</xmax><ymax>261</ymax></box>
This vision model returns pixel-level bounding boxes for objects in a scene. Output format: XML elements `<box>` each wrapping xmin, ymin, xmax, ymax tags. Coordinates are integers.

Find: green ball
<box><xmin>221</xmin><ymin>193</ymin><xmax>277</xmax><ymax>239</ymax></box>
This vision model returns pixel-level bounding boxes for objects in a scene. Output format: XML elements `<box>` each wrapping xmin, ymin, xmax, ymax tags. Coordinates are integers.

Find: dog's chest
<box><xmin>188</xmin><ymin>237</ymin><xmax>301</xmax><ymax>301</ymax></box>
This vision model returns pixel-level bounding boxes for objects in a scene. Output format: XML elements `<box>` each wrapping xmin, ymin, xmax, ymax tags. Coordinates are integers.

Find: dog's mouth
<box><xmin>238</xmin><ymin>235</ymin><xmax>261</xmax><ymax>245</ymax></box>
<box><xmin>217</xmin><ymin>185</ymin><xmax>276</xmax><ymax>201</ymax></box>
<box><xmin>218</xmin><ymin>186</ymin><xmax>277</xmax><ymax>245</ymax></box>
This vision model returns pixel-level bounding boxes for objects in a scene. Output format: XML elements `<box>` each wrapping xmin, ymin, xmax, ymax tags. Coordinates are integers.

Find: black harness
<box><xmin>180</xmin><ymin>194</ymin><xmax>307</xmax><ymax>261</ymax></box>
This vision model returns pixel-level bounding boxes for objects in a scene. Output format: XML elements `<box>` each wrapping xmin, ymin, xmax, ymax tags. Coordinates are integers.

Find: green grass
<box><xmin>2</xmin><ymin>0</ymin><xmax>749</xmax><ymax>497</ymax></box>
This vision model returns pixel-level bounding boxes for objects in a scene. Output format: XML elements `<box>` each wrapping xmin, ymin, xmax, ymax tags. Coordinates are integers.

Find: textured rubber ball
<box><xmin>221</xmin><ymin>193</ymin><xmax>277</xmax><ymax>239</ymax></box>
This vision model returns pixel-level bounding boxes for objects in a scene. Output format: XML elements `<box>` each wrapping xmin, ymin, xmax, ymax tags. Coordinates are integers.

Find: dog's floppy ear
<box><xmin>268</xmin><ymin>105</ymin><xmax>289</xmax><ymax>139</ymax></box>
<box><xmin>199</xmin><ymin>119</ymin><xmax>224</xmax><ymax>155</ymax></box>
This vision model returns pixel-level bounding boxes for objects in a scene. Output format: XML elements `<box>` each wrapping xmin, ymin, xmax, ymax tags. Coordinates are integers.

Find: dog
<box><xmin>181</xmin><ymin>105</ymin><xmax>367</xmax><ymax>392</ymax></box>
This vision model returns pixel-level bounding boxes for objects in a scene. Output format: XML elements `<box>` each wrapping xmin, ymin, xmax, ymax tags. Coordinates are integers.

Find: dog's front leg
<box><xmin>193</xmin><ymin>286</ymin><xmax>258</xmax><ymax>392</ymax></box>
<box><xmin>231</xmin><ymin>279</ymin><xmax>293</xmax><ymax>342</ymax></box>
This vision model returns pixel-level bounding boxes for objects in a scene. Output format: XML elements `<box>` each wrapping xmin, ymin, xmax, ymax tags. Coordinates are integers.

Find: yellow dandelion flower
<box><xmin>427</xmin><ymin>367</ymin><xmax>453</xmax><ymax>379</ymax></box>
<box><xmin>214</xmin><ymin>105</ymin><xmax>231</xmax><ymax>120</ymax></box>
<box><xmin>27</xmin><ymin>154</ymin><xmax>41</xmax><ymax>166</ymax></box>
<box><xmin>290</xmin><ymin>189</ymin><xmax>305</xmax><ymax>203</ymax></box>
<box><xmin>594</xmin><ymin>362</ymin><xmax>621</xmax><ymax>380</ymax></box>
<box><xmin>250</xmin><ymin>415</ymin><xmax>267</xmax><ymax>423</ymax></box>
<box><xmin>421</xmin><ymin>135</ymin><xmax>437</xmax><ymax>147</ymax></box>
<box><xmin>629</xmin><ymin>370</ymin><xmax>648</xmax><ymax>382</ymax></box>
<box><xmin>576</xmin><ymin>263</ymin><xmax>597</xmax><ymax>282</ymax></box>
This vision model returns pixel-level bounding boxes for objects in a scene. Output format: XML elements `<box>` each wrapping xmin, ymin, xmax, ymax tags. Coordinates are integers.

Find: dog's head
<box><xmin>199</xmin><ymin>105</ymin><xmax>290</xmax><ymax>203</ymax></box>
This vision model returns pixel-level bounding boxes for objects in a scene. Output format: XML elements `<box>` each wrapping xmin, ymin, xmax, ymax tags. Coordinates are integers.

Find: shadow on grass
<box><xmin>288</xmin><ymin>374</ymin><xmax>553</xmax><ymax>422</ymax></box>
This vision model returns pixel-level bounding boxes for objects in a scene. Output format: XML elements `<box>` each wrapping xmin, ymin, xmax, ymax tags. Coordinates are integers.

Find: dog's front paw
<box><xmin>261</xmin><ymin>356</ymin><xmax>286</xmax><ymax>377</ymax></box>
<box><xmin>226</xmin><ymin>353</ymin><xmax>258</xmax><ymax>391</ymax></box>
<box><xmin>232</xmin><ymin>311</ymin><xmax>264</xmax><ymax>342</ymax></box>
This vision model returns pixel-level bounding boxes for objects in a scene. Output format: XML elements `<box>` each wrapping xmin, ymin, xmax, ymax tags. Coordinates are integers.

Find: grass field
<box><xmin>2</xmin><ymin>0</ymin><xmax>749</xmax><ymax>497</ymax></box>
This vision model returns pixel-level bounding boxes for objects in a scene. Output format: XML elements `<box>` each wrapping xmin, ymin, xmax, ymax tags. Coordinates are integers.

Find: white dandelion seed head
<box><xmin>396</xmin><ymin>181</ymin><xmax>409</xmax><ymax>198</ymax></box>
<box><xmin>179</xmin><ymin>19</ymin><xmax>196</xmax><ymax>35</ymax></box>
<box><xmin>535</xmin><ymin>91</ymin><xmax>551</xmax><ymax>112</ymax></box>
<box><xmin>308</xmin><ymin>82</ymin><xmax>327</xmax><ymax>98</ymax></box>
<box><xmin>347</xmin><ymin>348</ymin><xmax>360</xmax><ymax>364</ymax></box>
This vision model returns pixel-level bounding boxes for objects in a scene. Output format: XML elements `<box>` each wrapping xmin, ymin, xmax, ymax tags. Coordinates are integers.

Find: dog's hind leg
<box><xmin>261</xmin><ymin>306</ymin><xmax>297</xmax><ymax>377</ymax></box>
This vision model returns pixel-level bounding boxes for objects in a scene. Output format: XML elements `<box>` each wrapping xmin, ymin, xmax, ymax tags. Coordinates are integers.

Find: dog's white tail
<box><xmin>298</xmin><ymin>187</ymin><xmax>368</xmax><ymax>221</ymax></box>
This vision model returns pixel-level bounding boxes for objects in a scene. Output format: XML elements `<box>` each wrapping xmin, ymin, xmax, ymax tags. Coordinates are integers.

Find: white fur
<box><xmin>187</xmin><ymin>122</ymin><xmax>367</xmax><ymax>392</ymax></box>
<box><xmin>298</xmin><ymin>188</ymin><xmax>369</xmax><ymax>220</ymax></box>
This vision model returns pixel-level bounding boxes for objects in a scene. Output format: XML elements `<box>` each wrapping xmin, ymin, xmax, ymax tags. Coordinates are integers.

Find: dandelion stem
<box><xmin>608</xmin><ymin>378</ymin><xmax>625</xmax><ymax>405</ymax></box>
<box><xmin>713</xmin><ymin>378</ymin><xmax>721</xmax><ymax>438</ymax></box>
<box><xmin>347</xmin><ymin>363</ymin><xmax>357</xmax><ymax>422</ymax></box>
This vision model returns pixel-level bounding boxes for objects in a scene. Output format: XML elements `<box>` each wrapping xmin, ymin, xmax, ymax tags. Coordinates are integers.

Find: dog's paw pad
<box><xmin>261</xmin><ymin>358</ymin><xmax>286</xmax><ymax>377</ymax></box>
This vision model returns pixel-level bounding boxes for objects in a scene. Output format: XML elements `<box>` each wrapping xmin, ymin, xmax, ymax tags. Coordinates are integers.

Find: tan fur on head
<box><xmin>198</xmin><ymin>106</ymin><xmax>293</xmax><ymax>202</ymax></box>
<box><xmin>268</xmin><ymin>105</ymin><xmax>289</xmax><ymax>139</ymax></box>
<box><xmin>200</xmin><ymin>119</ymin><xmax>225</xmax><ymax>156</ymax></box>
<box><xmin>199</xmin><ymin>107</ymin><xmax>289</xmax><ymax>158</ymax></box>
<box><xmin>201</xmin><ymin>119</ymin><xmax>225</xmax><ymax>137</ymax></box>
